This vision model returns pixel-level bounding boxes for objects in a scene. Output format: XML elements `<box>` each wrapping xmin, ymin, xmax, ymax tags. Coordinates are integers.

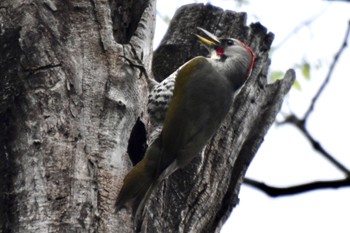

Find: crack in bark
<box><xmin>23</xmin><ymin>63</ymin><xmax>62</xmax><ymax>72</ymax></box>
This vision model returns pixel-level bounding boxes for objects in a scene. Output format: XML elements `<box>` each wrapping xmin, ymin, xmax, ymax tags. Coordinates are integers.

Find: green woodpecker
<box><xmin>116</xmin><ymin>28</ymin><xmax>256</xmax><ymax>218</ymax></box>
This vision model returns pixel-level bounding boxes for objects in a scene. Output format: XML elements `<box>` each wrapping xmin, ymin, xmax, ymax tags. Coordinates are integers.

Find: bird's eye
<box><xmin>226</xmin><ymin>40</ymin><xmax>234</xmax><ymax>46</ymax></box>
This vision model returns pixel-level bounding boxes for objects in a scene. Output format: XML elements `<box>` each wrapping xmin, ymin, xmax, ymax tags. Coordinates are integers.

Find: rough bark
<box><xmin>0</xmin><ymin>1</ymin><xmax>295</xmax><ymax>233</ymax></box>
<box><xmin>0</xmin><ymin>0</ymin><xmax>154</xmax><ymax>232</ymax></box>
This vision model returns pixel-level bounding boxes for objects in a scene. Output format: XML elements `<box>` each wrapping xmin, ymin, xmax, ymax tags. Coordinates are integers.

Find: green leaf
<box><xmin>270</xmin><ymin>71</ymin><xmax>284</xmax><ymax>81</ymax></box>
<box><xmin>293</xmin><ymin>79</ymin><xmax>302</xmax><ymax>91</ymax></box>
<box><xmin>302</xmin><ymin>62</ymin><xmax>311</xmax><ymax>80</ymax></box>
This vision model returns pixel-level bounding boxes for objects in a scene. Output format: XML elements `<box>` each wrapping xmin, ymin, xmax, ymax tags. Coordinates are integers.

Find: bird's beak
<box><xmin>195</xmin><ymin>27</ymin><xmax>220</xmax><ymax>49</ymax></box>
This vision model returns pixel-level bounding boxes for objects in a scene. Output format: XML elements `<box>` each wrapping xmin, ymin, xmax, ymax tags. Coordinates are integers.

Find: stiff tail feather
<box><xmin>115</xmin><ymin>138</ymin><xmax>162</xmax><ymax>216</ymax></box>
<box><xmin>115</xmin><ymin>159</ymin><xmax>155</xmax><ymax>216</ymax></box>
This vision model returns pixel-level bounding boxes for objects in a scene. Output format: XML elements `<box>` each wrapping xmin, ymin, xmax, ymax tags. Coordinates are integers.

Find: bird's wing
<box><xmin>159</xmin><ymin>56</ymin><xmax>232</xmax><ymax>171</ymax></box>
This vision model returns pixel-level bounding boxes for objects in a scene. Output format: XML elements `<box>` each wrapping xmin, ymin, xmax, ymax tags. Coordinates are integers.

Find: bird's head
<box><xmin>195</xmin><ymin>27</ymin><xmax>256</xmax><ymax>77</ymax></box>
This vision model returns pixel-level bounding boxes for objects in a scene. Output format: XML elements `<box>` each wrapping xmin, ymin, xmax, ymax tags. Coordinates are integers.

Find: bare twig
<box><xmin>278</xmin><ymin>21</ymin><xmax>350</xmax><ymax>178</ymax></box>
<box><xmin>244</xmin><ymin>177</ymin><xmax>350</xmax><ymax>197</ymax></box>
<box><xmin>304</xmin><ymin>20</ymin><xmax>350</xmax><ymax>120</ymax></box>
<box><xmin>273</xmin><ymin>8</ymin><xmax>329</xmax><ymax>50</ymax></box>
<box><xmin>283</xmin><ymin>114</ymin><xmax>350</xmax><ymax>177</ymax></box>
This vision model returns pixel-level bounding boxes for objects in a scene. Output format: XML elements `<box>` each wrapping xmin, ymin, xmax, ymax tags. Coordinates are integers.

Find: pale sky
<box><xmin>155</xmin><ymin>0</ymin><xmax>350</xmax><ymax>232</ymax></box>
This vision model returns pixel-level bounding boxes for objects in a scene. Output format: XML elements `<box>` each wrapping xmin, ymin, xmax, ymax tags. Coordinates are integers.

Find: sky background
<box><xmin>155</xmin><ymin>0</ymin><xmax>350</xmax><ymax>232</ymax></box>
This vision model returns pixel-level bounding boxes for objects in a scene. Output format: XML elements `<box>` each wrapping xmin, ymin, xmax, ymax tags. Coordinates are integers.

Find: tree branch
<box><xmin>304</xmin><ymin>20</ymin><xmax>350</xmax><ymax>120</ymax></box>
<box><xmin>144</xmin><ymin>4</ymin><xmax>295</xmax><ymax>232</ymax></box>
<box><xmin>278</xmin><ymin>21</ymin><xmax>350</xmax><ymax>177</ymax></box>
<box><xmin>244</xmin><ymin>177</ymin><xmax>350</xmax><ymax>197</ymax></box>
<box><xmin>273</xmin><ymin>8</ymin><xmax>328</xmax><ymax>50</ymax></box>
<box><xmin>283</xmin><ymin>114</ymin><xmax>350</xmax><ymax>177</ymax></box>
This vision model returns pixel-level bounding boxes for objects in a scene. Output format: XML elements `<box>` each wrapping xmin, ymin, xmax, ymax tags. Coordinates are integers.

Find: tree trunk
<box><xmin>0</xmin><ymin>1</ymin><xmax>295</xmax><ymax>233</ymax></box>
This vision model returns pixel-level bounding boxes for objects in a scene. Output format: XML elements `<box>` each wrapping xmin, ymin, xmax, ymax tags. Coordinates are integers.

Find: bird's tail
<box><xmin>115</xmin><ymin>160</ymin><xmax>154</xmax><ymax>215</ymax></box>
<box><xmin>115</xmin><ymin>139</ymin><xmax>162</xmax><ymax>217</ymax></box>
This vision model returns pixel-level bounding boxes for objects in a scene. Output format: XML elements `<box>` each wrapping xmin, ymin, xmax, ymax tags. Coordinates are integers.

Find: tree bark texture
<box><xmin>0</xmin><ymin>0</ymin><xmax>154</xmax><ymax>232</ymax></box>
<box><xmin>0</xmin><ymin>1</ymin><xmax>295</xmax><ymax>233</ymax></box>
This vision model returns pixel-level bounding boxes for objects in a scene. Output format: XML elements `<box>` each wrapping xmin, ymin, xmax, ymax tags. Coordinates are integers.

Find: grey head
<box><xmin>196</xmin><ymin>27</ymin><xmax>256</xmax><ymax>90</ymax></box>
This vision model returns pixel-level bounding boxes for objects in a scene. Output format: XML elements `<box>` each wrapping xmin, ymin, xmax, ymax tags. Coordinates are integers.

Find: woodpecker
<box><xmin>116</xmin><ymin>28</ymin><xmax>256</xmax><ymax>219</ymax></box>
